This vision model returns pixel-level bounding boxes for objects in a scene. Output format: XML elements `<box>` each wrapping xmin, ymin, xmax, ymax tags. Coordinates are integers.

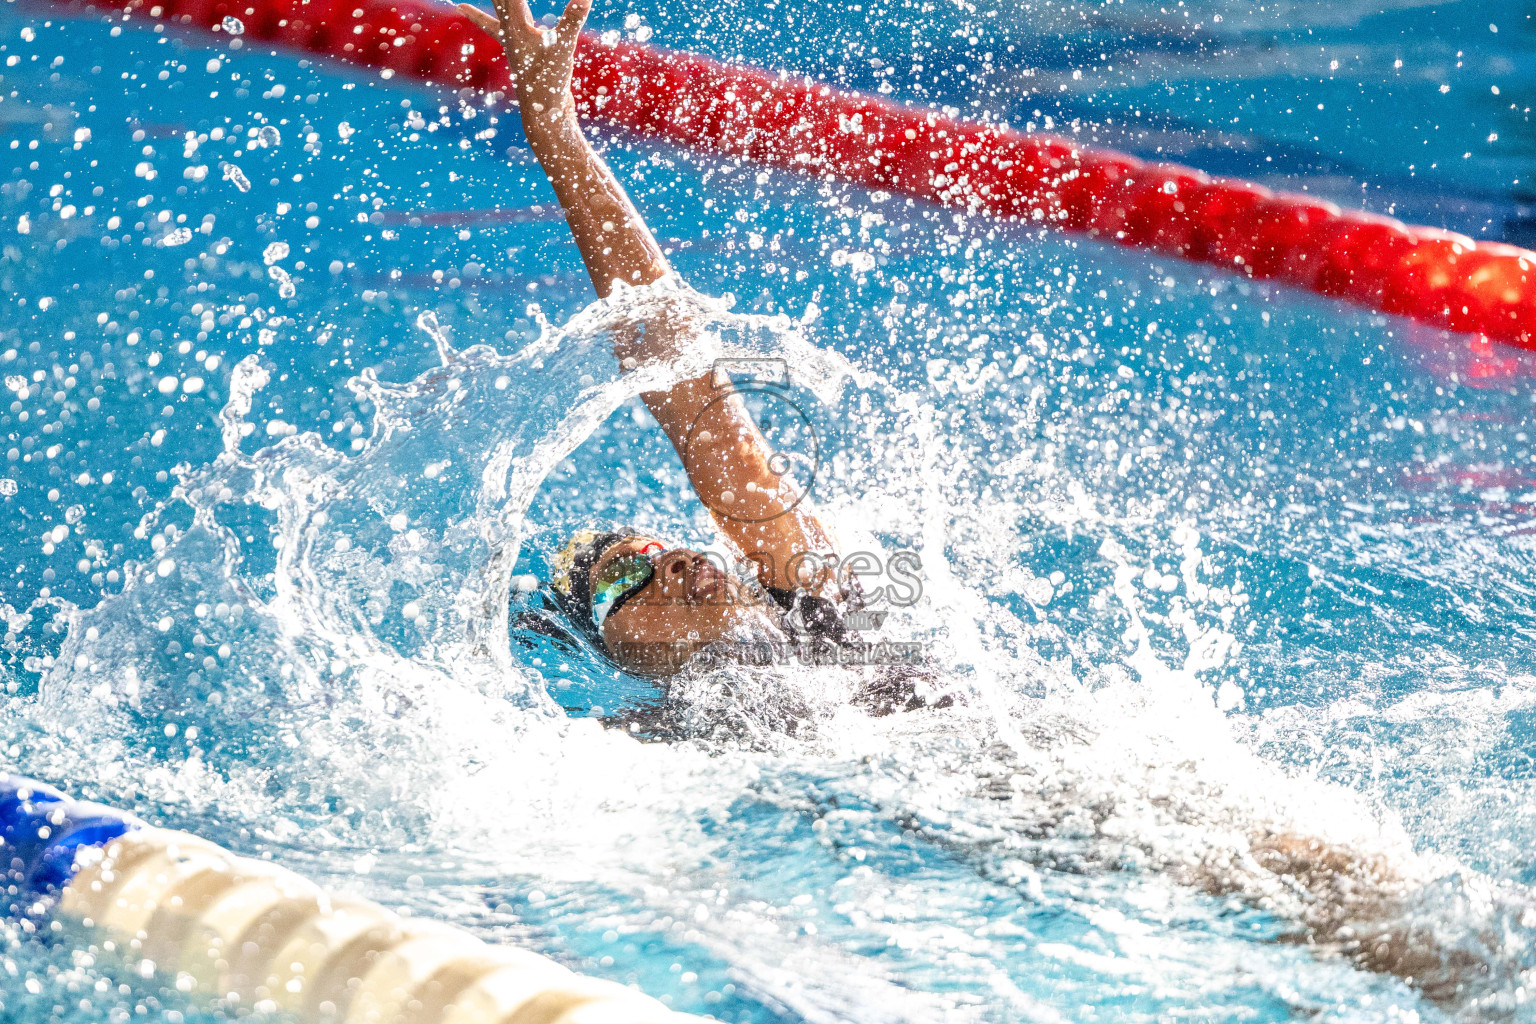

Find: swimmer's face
<box><xmin>592</xmin><ymin>537</ymin><xmax>780</xmax><ymax>676</ymax></box>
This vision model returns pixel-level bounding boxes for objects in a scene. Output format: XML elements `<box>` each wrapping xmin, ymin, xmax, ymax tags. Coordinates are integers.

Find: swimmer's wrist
<box><xmin>520</xmin><ymin>95</ymin><xmax>583</xmax><ymax>151</ymax></box>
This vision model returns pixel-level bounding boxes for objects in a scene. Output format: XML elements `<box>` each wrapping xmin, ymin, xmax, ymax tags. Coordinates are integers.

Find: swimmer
<box><xmin>455</xmin><ymin>0</ymin><xmax>1522</xmax><ymax>1006</ymax></box>
<box><xmin>458</xmin><ymin>0</ymin><xmax>927</xmax><ymax>700</ymax></box>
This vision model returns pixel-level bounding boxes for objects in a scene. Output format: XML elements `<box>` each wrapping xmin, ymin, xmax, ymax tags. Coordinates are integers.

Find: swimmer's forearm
<box><xmin>522</xmin><ymin>110</ymin><xmax>670</xmax><ymax>297</ymax></box>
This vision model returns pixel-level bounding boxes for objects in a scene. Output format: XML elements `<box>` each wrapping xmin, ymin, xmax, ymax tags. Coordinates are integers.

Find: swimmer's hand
<box><xmin>457</xmin><ymin>0</ymin><xmax>590</xmax><ymax>135</ymax></box>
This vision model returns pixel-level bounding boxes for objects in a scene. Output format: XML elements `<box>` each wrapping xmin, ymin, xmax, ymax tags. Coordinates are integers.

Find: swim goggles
<box><xmin>589</xmin><ymin>541</ymin><xmax>664</xmax><ymax>631</ymax></box>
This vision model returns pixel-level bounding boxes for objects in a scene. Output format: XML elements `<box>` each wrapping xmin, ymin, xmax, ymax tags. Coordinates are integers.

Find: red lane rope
<box><xmin>78</xmin><ymin>0</ymin><xmax>1536</xmax><ymax>347</ymax></box>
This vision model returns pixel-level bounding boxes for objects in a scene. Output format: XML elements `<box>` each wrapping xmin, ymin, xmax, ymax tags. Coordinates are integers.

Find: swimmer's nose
<box><xmin>660</xmin><ymin>550</ymin><xmax>692</xmax><ymax>582</ymax></box>
<box><xmin>657</xmin><ymin>550</ymin><xmax>727</xmax><ymax>602</ymax></box>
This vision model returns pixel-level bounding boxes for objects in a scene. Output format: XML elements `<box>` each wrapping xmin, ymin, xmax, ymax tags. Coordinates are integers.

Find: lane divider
<box><xmin>61</xmin><ymin>0</ymin><xmax>1536</xmax><ymax>345</ymax></box>
<box><xmin>0</xmin><ymin>777</ymin><xmax>689</xmax><ymax>1024</ymax></box>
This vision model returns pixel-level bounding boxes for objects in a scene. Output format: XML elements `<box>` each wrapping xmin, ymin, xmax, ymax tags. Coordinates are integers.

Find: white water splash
<box><xmin>2</xmin><ymin>275</ymin><xmax>1527</xmax><ymax>1018</ymax></box>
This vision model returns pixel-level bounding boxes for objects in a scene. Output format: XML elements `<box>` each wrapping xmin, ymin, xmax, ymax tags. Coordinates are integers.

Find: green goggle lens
<box><xmin>590</xmin><ymin>552</ymin><xmax>655</xmax><ymax>630</ymax></box>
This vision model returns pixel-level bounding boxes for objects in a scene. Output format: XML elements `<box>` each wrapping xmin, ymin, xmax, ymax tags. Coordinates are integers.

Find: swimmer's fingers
<box><xmin>456</xmin><ymin>3</ymin><xmax>503</xmax><ymax>38</ymax></box>
<box><xmin>496</xmin><ymin>0</ymin><xmax>539</xmax><ymax>36</ymax></box>
<box><xmin>460</xmin><ymin>0</ymin><xmax>583</xmax><ymax>106</ymax></box>
<box><xmin>554</xmin><ymin>0</ymin><xmax>592</xmax><ymax>50</ymax></box>
<box><xmin>460</xmin><ymin>0</ymin><xmax>535</xmax><ymax>47</ymax></box>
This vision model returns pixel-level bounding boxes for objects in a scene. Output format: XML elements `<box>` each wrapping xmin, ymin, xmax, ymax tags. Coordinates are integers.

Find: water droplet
<box><xmin>220</xmin><ymin>15</ymin><xmax>244</xmax><ymax>34</ymax></box>
<box><xmin>263</xmin><ymin>241</ymin><xmax>290</xmax><ymax>265</ymax></box>
<box><xmin>268</xmin><ymin>264</ymin><xmax>296</xmax><ymax>299</ymax></box>
<box><xmin>257</xmin><ymin>125</ymin><xmax>280</xmax><ymax>148</ymax></box>
<box><xmin>222</xmin><ymin>163</ymin><xmax>251</xmax><ymax>192</ymax></box>
<box><xmin>416</xmin><ymin>310</ymin><xmax>456</xmax><ymax>364</ymax></box>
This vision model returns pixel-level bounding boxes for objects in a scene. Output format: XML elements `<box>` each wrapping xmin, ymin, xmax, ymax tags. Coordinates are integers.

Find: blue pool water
<box><xmin>0</xmin><ymin>0</ymin><xmax>1533</xmax><ymax>1020</ymax></box>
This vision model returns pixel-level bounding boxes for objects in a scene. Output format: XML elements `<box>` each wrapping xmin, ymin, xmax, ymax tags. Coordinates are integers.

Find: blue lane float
<box><xmin>0</xmin><ymin>777</ymin><xmax>138</xmax><ymax>909</ymax></box>
<box><xmin>0</xmin><ymin>776</ymin><xmax>688</xmax><ymax>1024</ymax></box>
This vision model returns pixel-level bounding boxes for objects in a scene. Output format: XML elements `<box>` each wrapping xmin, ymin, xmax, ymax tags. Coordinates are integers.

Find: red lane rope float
<box><xmin>75</xmin><ymin>0</ymin><xmax>1536</xmax><ymax>347</ymax></box>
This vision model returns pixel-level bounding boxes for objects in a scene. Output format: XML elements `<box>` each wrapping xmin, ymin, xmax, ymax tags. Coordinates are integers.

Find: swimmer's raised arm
<box><xmin>457</xmin><ymin>0</ymin><xmax>667</xmax><ymax>296</ymax></box>
<box><xmin>461</xmin><ymin>0</ymin><xmax>841</xmax><ymax>598</ymax></box>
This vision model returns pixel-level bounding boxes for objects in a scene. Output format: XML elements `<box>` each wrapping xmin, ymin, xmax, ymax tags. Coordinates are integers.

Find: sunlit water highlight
<box><xmin>0</xmin><ymin>0</ymin><xmax>1531</xmax><ymax>1021</ymax></box>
